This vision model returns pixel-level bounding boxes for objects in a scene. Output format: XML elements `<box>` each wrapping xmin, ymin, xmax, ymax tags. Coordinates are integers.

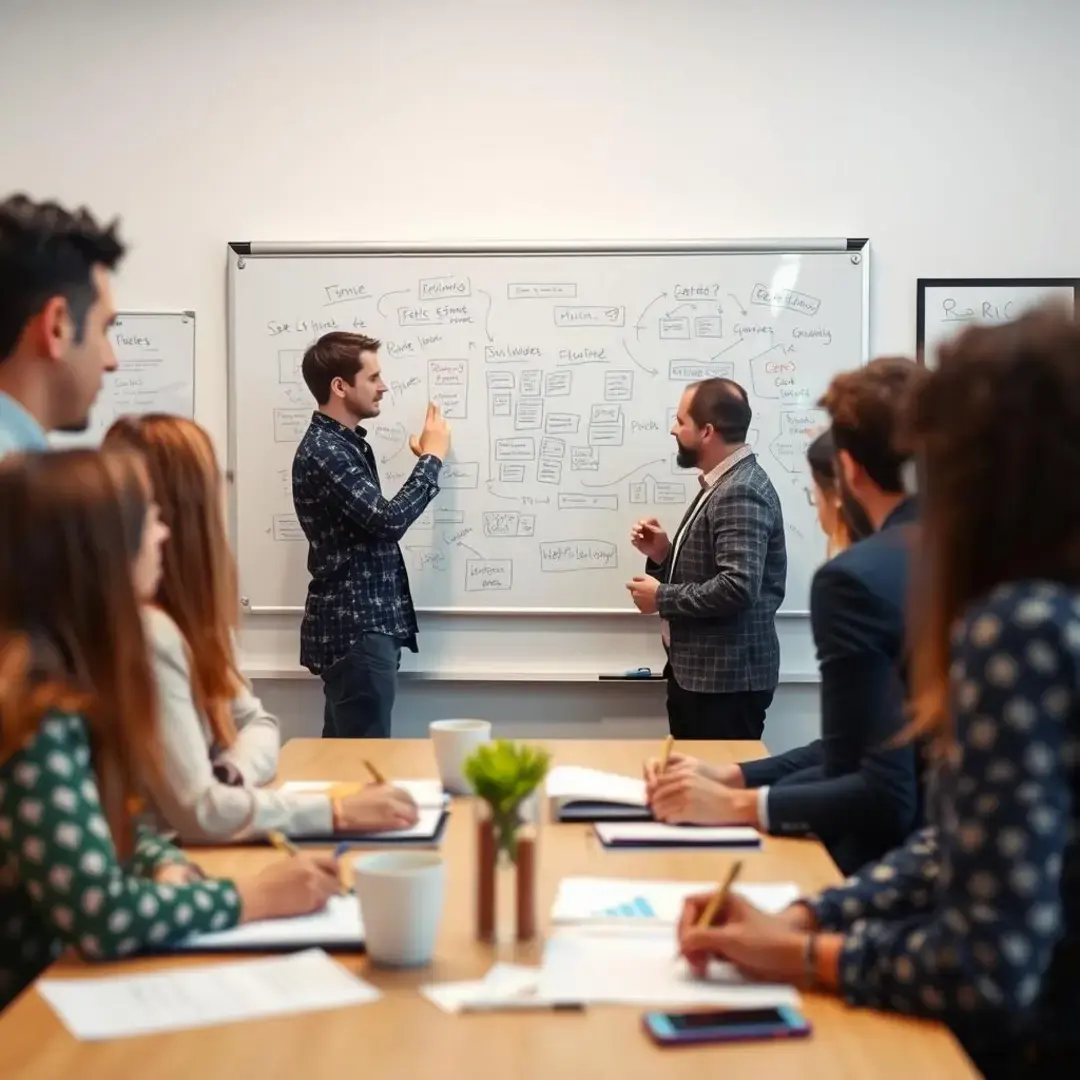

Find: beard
<box><xmin>675</xmin><ymin>438</ymin><xmax>700</xmax><ymax>469</ymax></box>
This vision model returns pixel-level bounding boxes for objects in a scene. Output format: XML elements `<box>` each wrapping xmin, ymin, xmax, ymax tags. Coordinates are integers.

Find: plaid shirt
<box><xmin>291</xmin><ymin>412</ymin><xmax>441</xmax><ymax>674</ymax></box>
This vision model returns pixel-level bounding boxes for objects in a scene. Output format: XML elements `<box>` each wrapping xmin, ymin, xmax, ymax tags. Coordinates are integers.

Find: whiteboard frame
<box><xmin>227</xmin><ymin>238</ymin><xmax>871</xmax><ymax>616</ymax></box>
<box><xmin>915</xmin><ymin>277</ymin><xmax>1080</xmax><ymax>360</ymax></box>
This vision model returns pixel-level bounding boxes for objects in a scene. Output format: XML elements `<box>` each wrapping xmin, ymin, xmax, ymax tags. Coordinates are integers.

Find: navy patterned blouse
<box><xmin>807</xmin><ymin>581</ymin><xmax>1080</xmax><ymax>1074</ymax></box>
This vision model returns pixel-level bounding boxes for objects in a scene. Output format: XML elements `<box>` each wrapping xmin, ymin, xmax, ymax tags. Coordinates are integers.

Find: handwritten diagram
<box><xmin>231</xmin><ymin>250</ymin><xmax>866</xmax><ymax>612</ymax></box>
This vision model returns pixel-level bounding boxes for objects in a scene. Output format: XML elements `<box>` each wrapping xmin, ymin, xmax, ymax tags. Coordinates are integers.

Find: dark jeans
<box><xmin>320</xmin><ymin>633</ymin><xmax>401</xmax><ymax>739</ymax></box>
<box><xmin>665</xmin><ymin>665</ymin><xmax>773</xmax><ymax>740</ymax></box>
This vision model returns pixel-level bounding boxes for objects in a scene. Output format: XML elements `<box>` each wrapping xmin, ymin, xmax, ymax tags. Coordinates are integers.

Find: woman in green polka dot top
<box><xmin>675</xmin><ymin>304</ymin><xmax>1080</xmax><ymax>1077</ymax></box>
<box><xmin>0</xmin><ymin>450</ymin><xmax>340</xmax><ymax>1009</ymax></box>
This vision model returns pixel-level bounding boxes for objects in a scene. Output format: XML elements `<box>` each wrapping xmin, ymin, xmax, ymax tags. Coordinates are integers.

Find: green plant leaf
<box><xmin>463</xmin><ymin>740</ymin><xmax>551</xmax><ymax>860</ymax></box>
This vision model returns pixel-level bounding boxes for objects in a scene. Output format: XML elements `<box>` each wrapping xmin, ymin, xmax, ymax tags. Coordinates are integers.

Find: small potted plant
<box><xmin>464</xmin><ymin>740</ymin><xmax>550</xmax><ymax>943</ymax></box>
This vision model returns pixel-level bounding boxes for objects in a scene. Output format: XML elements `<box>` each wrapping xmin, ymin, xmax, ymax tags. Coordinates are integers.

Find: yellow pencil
<box><xmin>267</xmin><ymin>829</ymin><xmax>300</xmax><ymax>856</ymax></box>
<box><xmin>659</xmin><ymin>734</ymin><xmax>675</xmax><ymax>774</ymax></box>
<box><xmin>363</xmin><ymin>759</ymin><xmax>387</xmax><ymax>785</ymax></box>
<box><xmin>696</xmin><ymin>860</ymin><xmax>744</xmax><ymax>928</ymax></box>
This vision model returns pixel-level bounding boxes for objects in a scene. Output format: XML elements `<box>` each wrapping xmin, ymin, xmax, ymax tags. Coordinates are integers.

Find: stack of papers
<box><xmin>594</xmin><ymin>821</ymin><xmax>762</xmax><ymax>850</ymax></box>
<box><xmin>537</xmin><ymin>927</ymin><xmax>800</xmax><ymax>1009</ymax></box>
<box><xmin>38</xmin><ymin>949</ymin><xmax>380</xmax><ymax>1041</ymax></box>
<box><xmin>545</xmin><ymin>766</ymin><xmax>651</xmax><ymax>821</ymax></box>
<box><xmin>277</xmin><ymin>779</ymin><xmax>449</xmax><ymax>845</ymax></box>
<box><xmin>551</xmin><ymin>876</ymin><xmax>801</xmax><ymax>926</ymax></box>
<box><xmin>170</xmin><ymin>895</ymin><xmax>364</xmax><ymax>954</ymax></box>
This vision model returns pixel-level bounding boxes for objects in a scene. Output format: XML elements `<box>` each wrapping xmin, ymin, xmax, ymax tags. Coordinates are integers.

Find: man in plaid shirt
<box><xmin>292</xmin><ymin>332</ymin><xmax>450</xmax><ymax>738</ymax></box>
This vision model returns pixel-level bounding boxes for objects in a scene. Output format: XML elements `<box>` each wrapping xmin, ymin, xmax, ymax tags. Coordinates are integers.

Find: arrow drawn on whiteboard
<box><xmin>477</xmin><ymin>289</ymin><xmax>494</xmax><ymax>342</ymax></box>
<box><xmin>490</xmin><ymin>481</ymin><xmax>522</xmax><ymax>501</ymax></box>
<box><xmin>377</xmin><ymin>290</ymin><xmax>409</xmax><ymax>318</ymax></box>
<box><xmin>459</xmin><ymin>543</ymin><xmax>484</xmax><ymax>559</ymax></box>
<box><xmin>620</xmin><ymin>339</ymin><xmax>658</xmax><ymax>377</ymax></box>
<box><xmin>580</xmin><ymin>458</ymin><xmax>665</xmax><ymax>489</ymax></box>
<box><xmin>727</xmin><ymin>293</ymin><xmax>748</xmax><ymax>316</ymax></box>
<box><xmin>664</xmin><ymin>302</ymin><xmax>694</xmax><ymax>319</ymax></box>
<box><xmin>633</xmin><ymin>292</ymin><xmax>668</xmax><ymax>337</ymax></box>
<box><xmin>709</xmin><ymin>338</ymin><xmax>743</xmax><ymax>361</ymax></box>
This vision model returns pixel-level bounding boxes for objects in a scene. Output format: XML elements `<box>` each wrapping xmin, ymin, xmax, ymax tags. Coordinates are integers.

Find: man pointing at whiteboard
<box><xmin>292</xmin><ymin>332</ymin><xmax>450</xmax><ymax>738</ymax></box>
<box><xmin>627</xmin><ymin>378</ymin><xmax>786</xmax><ymax>739</ymax></box>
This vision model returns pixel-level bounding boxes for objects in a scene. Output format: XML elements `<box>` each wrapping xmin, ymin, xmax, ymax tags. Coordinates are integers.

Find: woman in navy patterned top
<box><xmin>677</xmin><ymin>304</ymin><xmax>1080</xmax><ymax>1077</ymax></box>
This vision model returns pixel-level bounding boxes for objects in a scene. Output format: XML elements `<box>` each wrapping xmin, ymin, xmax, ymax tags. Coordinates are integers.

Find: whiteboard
<box><xmin>916</xmin><ymin>278</ymin><xmax>1079</xmax><ymax>368</ymax></box>
<box><xmin>228</xmin><ymin>242</ymin><xmax>869</xmax><ymax>615</ymax></box>
<box><xmin>50</xmin><ymin>311</ymin><xmax>196</xmax><ymax>448</ymax></box>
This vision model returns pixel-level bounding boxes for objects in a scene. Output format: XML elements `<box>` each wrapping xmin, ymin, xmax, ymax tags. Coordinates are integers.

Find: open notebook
<box><xmin>276</xmin><ymin>779</ymin><xmax>449</xmax><ymax>846</ymax></box>
<box><xmin>159</xmin><ymin>896</ymin><xmax>366</xmax><ymax>954</ymax></box>
<box><xmin>545</xmin><ymin>766</ymin><xmax>652</xmax><ymax>822</ymax></box>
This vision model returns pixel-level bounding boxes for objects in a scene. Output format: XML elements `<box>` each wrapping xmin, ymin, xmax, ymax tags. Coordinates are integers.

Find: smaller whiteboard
<box><xmin>916</xmin><ymin>278</ymin><xmax>1080</xmax><ymax>368</ymax></box>
<box><xmin>51</xmin><ymin>311</ymin><xmax>196</xmax><ymax>448</ymax></box>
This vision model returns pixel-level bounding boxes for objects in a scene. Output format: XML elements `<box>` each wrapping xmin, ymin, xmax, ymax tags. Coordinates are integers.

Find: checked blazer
<box><xmin>646</xmin><ymin>453</ymin><xmax>786</xmax><ymax>694</ymax></box>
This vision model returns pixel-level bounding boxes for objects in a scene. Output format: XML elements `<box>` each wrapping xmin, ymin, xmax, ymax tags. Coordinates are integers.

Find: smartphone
<box><xmin>642</xmin><ymin>1005</ymin><xmax>811</xmax><ymax>1046</ymax></box>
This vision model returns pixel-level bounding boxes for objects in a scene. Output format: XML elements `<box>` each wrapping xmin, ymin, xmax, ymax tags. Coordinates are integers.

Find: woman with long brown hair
<box><xmin>672</xmin><ymin>305</ymin><xmax>1080</xmax><ymax>1076</ymax></box>
<box><xmin>0</xmin><ymin>450</ymin><xmax>340</xmax><ymax>1007</ymax></box>
<box><xmin>103</xmin><ymin>415</ymin><xmax>417</xmax><ymax>842</ymax></box>
<box><xmin>805</xmin><ymin>428</ymin><xmax>872</xmax><ymax>556</ymax></box>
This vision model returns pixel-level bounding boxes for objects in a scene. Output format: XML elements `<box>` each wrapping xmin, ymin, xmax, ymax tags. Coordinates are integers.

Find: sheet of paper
<box><xmin>278</xmin><ymin>779</ymin><xmax>448</xmax><ymax>808</ymax></box>
<box><xmin>420</xmin><ymin>963</ymin><xmax>542</xmax><ymax>1014</ymax></box>
<box><xmin>546</xmin><ymin>765</ymin><xmax>647</xmax><ymax>806</ymax></box>
<box><xmin>537</xmin><ymin>927</ymin><xmax>800</xmax><ymax>1008</ymax></box>
<box><xmin>551</xmin><ymin>876</ymin><xmax>801</xmax><ymax>924</ymax></box>
<box><xmin>174</xmin><ymin>895</ymin><xmax>363</xmax><ymax>951</ymax></box>
<box><xmin>595</xmin><ymin>822</ymin><xmax>761</xmax><ymax>848</ymax></box>
<box><xmin>38</xmin><ymin>948</ymin><xmax>379</xmax><ymax>1041</ymax></box>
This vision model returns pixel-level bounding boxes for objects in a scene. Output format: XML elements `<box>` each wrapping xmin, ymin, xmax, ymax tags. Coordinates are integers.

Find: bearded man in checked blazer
<box><xmin>627</xmin><ymin>378</ymin><xmax>787</xmax><ymax>739</ymax></box>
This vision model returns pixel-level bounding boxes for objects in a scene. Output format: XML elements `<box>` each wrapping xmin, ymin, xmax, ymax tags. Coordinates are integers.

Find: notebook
<box><xmin>545</xmin><ymin>766</ymin><xmax>652</xmax><ymax>822</ymax></box>
<box><xmin>162</xmin><ymin>896</ymin><xmax>366</xmax><ymax>954</ymax></box>
<box><xmin>593</xmin><ymin>822</ymin><xmax>762</xmax><ymax>850</ymax></box>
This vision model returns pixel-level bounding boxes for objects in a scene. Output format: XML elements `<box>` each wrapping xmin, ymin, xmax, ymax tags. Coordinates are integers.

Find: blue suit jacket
<box><xmin>740</xmin><ymin>499</ymin><xmax>921</xmax><ymax>875</ymax></box>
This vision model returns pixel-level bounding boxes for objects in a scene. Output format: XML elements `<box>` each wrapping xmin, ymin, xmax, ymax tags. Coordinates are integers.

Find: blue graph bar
<box><xmin>634</xmin><ymin>896</ymin><xmax>655</xmax><ymax>917</ymax></box>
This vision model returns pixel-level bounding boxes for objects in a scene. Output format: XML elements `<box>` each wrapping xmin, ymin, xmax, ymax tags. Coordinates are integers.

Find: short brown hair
<box><xmin>819</xmin><ymin>356</ymin><xmax>923</xmax><ymax>493</ymax></box>
<box><xmin>301</xmin><ymin>332</ymin><xmax>380</xmax><ymax>405</ymax></box>
<box><xmin>687</xmin><ymin>378</ymin><xmax>751</xmax><ymax>442</ymax></box>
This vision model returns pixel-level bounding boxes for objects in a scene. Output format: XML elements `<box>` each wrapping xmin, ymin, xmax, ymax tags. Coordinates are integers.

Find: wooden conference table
<box><xmin>0</xmin><ymin>739</ymin><xmax>977</xmax><ymax>1080</ymax></box>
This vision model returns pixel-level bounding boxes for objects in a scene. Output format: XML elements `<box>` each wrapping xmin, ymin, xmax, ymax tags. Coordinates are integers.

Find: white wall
<box><xmin>3</xmin><ymin>0</ymin><xmax>1077</xmax><ymax>750</ymax></box>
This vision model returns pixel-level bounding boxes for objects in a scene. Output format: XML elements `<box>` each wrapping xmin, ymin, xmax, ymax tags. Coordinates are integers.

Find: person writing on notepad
<box><xmin>627</xmin><ymin>378</ymin><xmax>787</xmax><ymax>740</ymax></box>
<box><xmin>646</xmin><ymin>358</ymin><xmax>925</xmax><ymax>875</ymax></box>
<box><xmin>676</xmin><ymin>307</ymin><xmax>1080</xmax><ymax>1077</ymax></box>
<box><xmin>0</xmin><ymin>450</ymin><xmax>340</xmax><ymax>1009</ymax></box>
<box><xmin>0</xmin><ymin>193</ymin><xmax>123</xmax><ymax>457</ymax></box>
<box><xmin>291</xmin><ymin>333</ymin><xmax>450</xmax><ymax>738</ymax></box>
<box><xmin>102</xmin><ymin>415</ymin><xmax>418</xmax><ymax>843</ymax></box>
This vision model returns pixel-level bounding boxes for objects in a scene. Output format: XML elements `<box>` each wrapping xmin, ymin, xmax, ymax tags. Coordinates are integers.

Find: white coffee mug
<box><xmin>354</xmin><ymin>851</ymin><xmax>445</xmax><ymax>967</ymax></box>
<box><xmin>429</xmin><ymin>719</ymin><xmax>492</xmax><ymax>794</ymax></box>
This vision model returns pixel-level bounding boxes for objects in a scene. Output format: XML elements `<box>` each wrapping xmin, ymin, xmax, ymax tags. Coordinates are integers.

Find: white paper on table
<box><xmin>545</xmin><ymin>766</ymin><xmax>647</xmax><ymax>808</ymax></box>
<box><xmin>536</xmin><ymin>926</ymin><xmax>800</xmax><ymax>1009</ymax></box>
<box><xmin>420</xmin><ymin>963</ymin><xmax>543</xmax><ymax>1014</ymax></box>
<box><xmin>594</xmin><ymin>822</ymin><xmax>762</xmax><ymax>848</ymax></box>
<box><xmin>551</xmin><ymin>877</ymin><xmax>801</xmax><ymax>925</ymax></box>
<box><xmin>174</xmin><ymin>895</ymin><xmax>364</xmax><ymax>951</ymax></box>
<box><xmin>278</xmin><ymin>779</ymin><xmax>449</xmax><ymax>808</ymax></box>
<box><xmin>37</xmin><ymin>948</ymin><xmax>379</xmax><ymax>1041</ymax></box>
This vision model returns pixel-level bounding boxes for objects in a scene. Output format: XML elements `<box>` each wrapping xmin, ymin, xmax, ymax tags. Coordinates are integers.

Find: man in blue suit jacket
<box><xmin>647</xmin><ymin>357</ymin><xmax>925</xmax><ymax>875</ymax></box>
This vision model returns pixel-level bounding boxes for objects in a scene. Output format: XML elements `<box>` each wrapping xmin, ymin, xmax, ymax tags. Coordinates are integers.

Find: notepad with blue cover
<box><xmin>545</xmin><ymin>766</ymin><xmax>653</xmax><ymax>822</ymax></box>
<box><xmin>159</xmin><ymin>895</ymin><xmax>366</xmax><ymax>954</ymax></box>
<box><xmin>593</xmin><ymin>822</ymin><xmax>762</xmax><ymax>850</ymax></box>
<box><xmin>276</xmin><ymin>780</ymin><xmax>450</xmax><ymax>846</ymax></box>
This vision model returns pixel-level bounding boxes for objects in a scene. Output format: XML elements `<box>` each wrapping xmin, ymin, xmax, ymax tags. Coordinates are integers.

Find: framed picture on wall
<box><xmin>916</xmin><ymin>277</ymin><xmax>1080</xmax><ymax>367</ymax></box>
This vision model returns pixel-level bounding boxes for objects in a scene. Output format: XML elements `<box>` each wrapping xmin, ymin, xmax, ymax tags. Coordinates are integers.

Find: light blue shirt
<box><xmin>0</xmin><ymin>390</ymin><xmax>48</xmax><ymax>458</ymax></box>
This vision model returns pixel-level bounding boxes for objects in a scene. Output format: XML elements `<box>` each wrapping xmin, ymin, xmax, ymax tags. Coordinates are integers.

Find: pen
<box><xmin>659</xmin><ymin>734</ymin><xmax>675</xmax><ymax>775</ymax></box>
<box><xmin>460</xmin><ymin>999</ymin><xmax>586</xmax><ymax>1013</ymax></box>
<box><xmin>334</xmin><ymin>840</ymin><xmax>352</xmax><ymax>894</ymax></box>
<box><xmin>267</xmin><ymin>830</ymin><xmax>300</xmax><ymax>856</ymax></box>
<box><xmin>364</xmin><ymin>759</ymin><xmax>387</xmax><ymax>785</ymax></box>
<box><xmin>696</xmin><ymin>860</ymin><xmax>744</xmax><ymax>929</ymax></box>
